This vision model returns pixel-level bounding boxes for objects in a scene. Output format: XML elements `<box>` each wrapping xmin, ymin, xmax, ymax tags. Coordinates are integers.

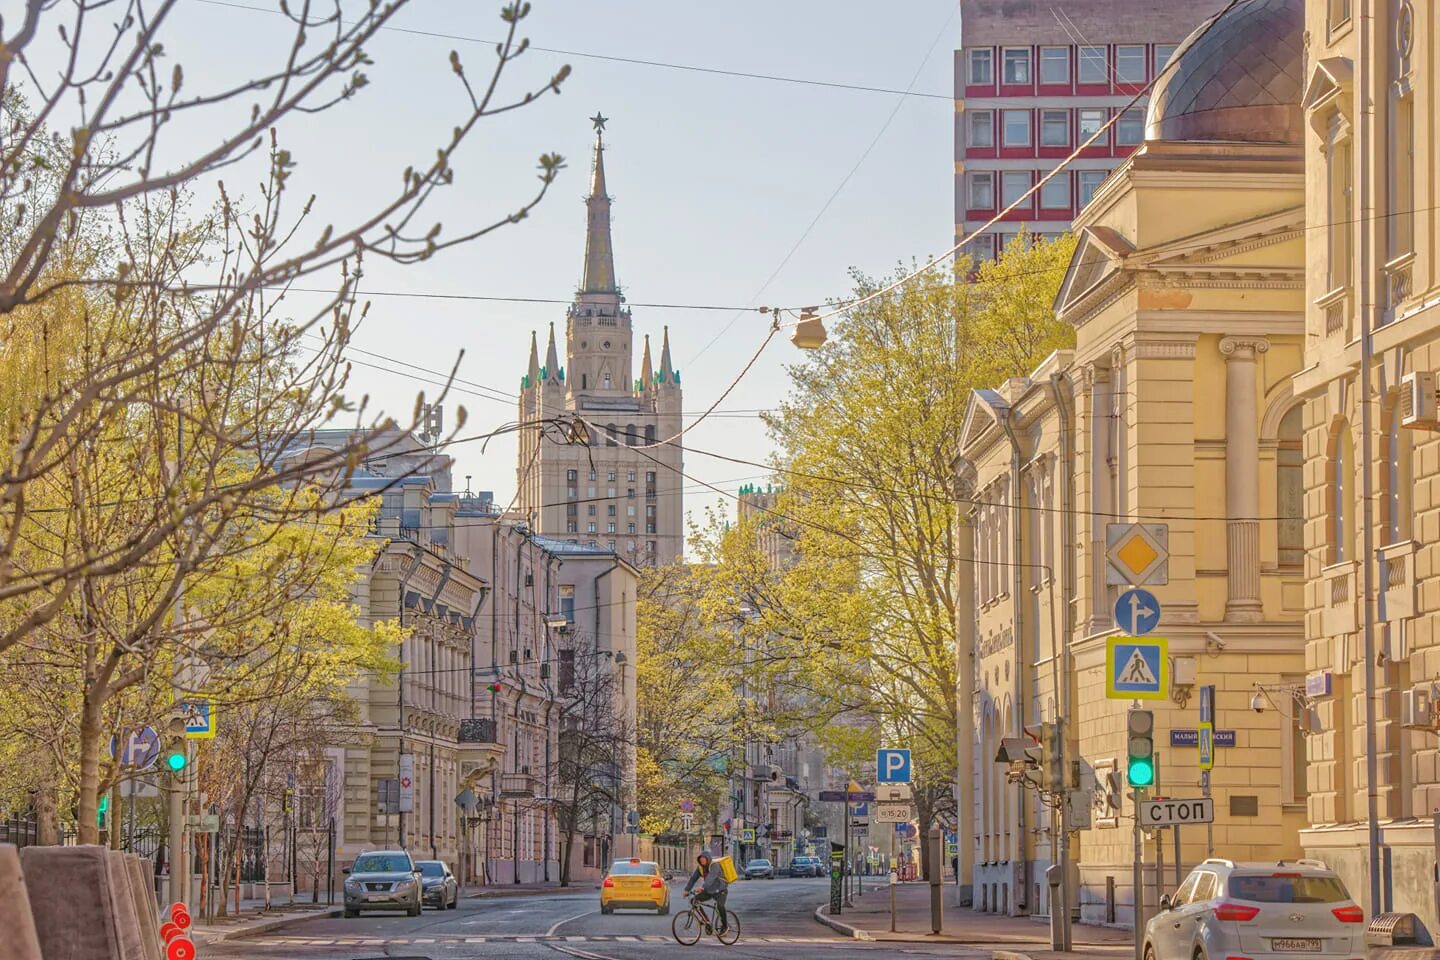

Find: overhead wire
<box><xmin>194</xmin><ymin>0</ymin><xmax>954</xmax><ymax>101</ymax></box>
<box><xmin>684</xmin><ymin>1</ymin><xmax>959</xmax><ymax>367</ymax></box>
<box><xmin>776</xmin><ymin>0</ymin><xmax>1245</xmax><ymax>329</ymax></box>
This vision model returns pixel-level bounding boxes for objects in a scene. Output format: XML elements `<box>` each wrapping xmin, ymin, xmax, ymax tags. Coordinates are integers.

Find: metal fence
<box><xmin>0</xmin><ymin>814</ymin><xmax>38</xmax><ymax>848</ymax></box>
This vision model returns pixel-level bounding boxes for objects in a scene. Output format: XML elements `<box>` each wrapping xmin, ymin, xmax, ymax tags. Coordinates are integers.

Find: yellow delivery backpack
<box><xmin>714</xmin><ymin>855</ymin><xmax>739</xmax><ymax>884</ymax></box>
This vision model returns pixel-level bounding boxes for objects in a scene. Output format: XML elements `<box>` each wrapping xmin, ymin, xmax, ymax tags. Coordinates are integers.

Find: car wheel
<box><xmin>659</xmin><ymin>904</ymin><xmax>669</xmax><ymax>915</ymax></box>
<box><xmin>343</xmin><ymin>909</ymin><xmax>358</xmax><ymax>919</ymax></box>
<box><xmin>601</xmin><ymin>905</ymin><xmax>613</xmax><ymax>915</ymax></box>
<box><xmin>448</xmin><ymin>892</ymin><xmax>458</xmax><ymax>909</ymax></box>
<box><xmin>408</xmin><ymin>905</ymin><xmax>421</xmax><ymax>918</ymax></box>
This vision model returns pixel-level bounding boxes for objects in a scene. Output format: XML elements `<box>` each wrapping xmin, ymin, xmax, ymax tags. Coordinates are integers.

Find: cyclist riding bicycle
<box><xmin>682</xmin><ymin>853</ymin><xmax>729</xmax><ymax>934</ymax></box>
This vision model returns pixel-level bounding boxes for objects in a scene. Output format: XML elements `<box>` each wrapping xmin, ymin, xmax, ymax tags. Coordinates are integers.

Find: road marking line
<box><xmin>546</xmin><ymin>909</ymin><xmax>593</xmax><ymax>936</ymax></box>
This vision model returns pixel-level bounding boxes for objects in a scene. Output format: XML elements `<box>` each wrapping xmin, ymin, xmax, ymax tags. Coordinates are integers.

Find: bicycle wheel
<box><xmin>716</xmin><ymin>910</ymin><xmax>741</xmax><ymax>945</ymax></box>
<box><xmin>672</xmin><ymin>908</ymin><xmax>703</xmax><ymax>946</ymax></box>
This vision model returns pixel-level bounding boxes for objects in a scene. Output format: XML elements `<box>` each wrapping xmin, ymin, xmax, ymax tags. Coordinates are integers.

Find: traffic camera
<box><xmin>1126</xmin><ymin>708</ymin><xmax>1155</xmax><ymax>788</ymax></box>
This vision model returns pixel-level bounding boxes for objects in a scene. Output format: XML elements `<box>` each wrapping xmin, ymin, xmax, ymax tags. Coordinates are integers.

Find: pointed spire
<box><xmin>659</xmin><ymin>325</ymin><xmax>674</xmax><ymax>383</ymax></box>
<box><xmin>580</xmin><ymin>115</ymin><xmax>617</xmax><ymax>294</ymax></box>
<box><xmin>526</xmin><ymin>329</ymin><xmax>540</xmax><ymax>382</ymax></box>
<box><xmin>545</xmin><ymin>322</ymin><xmax>560</xmax><ymax>380</ymax></box>
<box><xmin>640</xmin><ymin>334</ymin><xmax>654</xmax><ymax>389</ymax></box>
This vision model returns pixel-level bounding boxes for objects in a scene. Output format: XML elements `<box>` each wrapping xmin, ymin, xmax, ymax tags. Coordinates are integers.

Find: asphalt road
<box><xmin>207</xmin><ymin>876</ymin><xmax>981</xmax><ymax>959</ymax></box>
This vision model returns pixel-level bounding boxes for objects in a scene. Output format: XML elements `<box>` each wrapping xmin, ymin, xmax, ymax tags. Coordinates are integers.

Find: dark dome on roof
<box><xmin>1144</xmin><ymin>0</ymin><xmax>1304</xmax><ymax>144</ymax></box>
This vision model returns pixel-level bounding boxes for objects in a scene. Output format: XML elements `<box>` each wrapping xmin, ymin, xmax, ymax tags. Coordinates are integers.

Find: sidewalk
<box><xmin>813</xmin><ymin>881</ymin><xmax>1131</xmax><ymax>959</ymax></box>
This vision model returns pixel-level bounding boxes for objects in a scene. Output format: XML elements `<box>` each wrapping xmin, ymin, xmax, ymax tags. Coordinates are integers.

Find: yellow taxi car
<box><xmin>600</xmin><ymin>858</ymin><xmax>671</xmax><ymax>915</ymax></box>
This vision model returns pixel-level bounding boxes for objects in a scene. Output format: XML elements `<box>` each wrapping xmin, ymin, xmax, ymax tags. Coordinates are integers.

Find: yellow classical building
<box><xmin>955</xmin><ymin>0</ymin><xmax>1318</xmax><ymax>925</ymax></box>
<box><xmin>1293</xmin><ymin>0</ymin><xmax>1440</xmax><ymax>928</ymax></box>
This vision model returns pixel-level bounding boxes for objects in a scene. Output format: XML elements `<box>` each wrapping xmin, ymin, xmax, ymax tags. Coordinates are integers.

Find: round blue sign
<box><xmin>1114</xmin><ymin>588</ymin><xmax>1161</xmax><ymax>635</ymax></box>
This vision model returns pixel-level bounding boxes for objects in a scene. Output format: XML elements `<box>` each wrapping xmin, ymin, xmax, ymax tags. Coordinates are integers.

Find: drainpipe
<box><xmin>1355</xmin><ymin>0</ymin><xmax>1382</xmax><ymax>913</ymax></box>
<box><xmin>997</xmin><ymin>410</ymin><xmax>1027</xmax><ymax>908</ymax></box>
<box><xmin>1048</xmin><ymin>371</ymin><xmax>1076</xmax><ymax>950</ymax></box>
<box><xmin>594</xmin><ymin>560</ymin><xmax>621</xmax><ymax>848</ymax></box>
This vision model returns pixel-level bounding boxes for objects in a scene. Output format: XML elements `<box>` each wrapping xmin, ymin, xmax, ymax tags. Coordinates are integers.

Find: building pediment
<box><xmin>1129</xmin><ymin>205</ymin><xmax>1304</xmax><ymax>280</ymax></box>
<box><xmin>1301</xmin><ymin>57</ymin><xmax>1353</xmax><ymax>113</ymax></box>
<box><xmin>1054</xmin><ymin>226</ymin><xmax>1134</xmax><ymax>322</ymax></box>
<box><xmin>959</xmin><ymin>389</ymin><xmax>1011</xmax><ymax>457</ymax></box>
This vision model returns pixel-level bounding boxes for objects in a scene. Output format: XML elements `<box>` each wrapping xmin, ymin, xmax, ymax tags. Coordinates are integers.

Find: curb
<box><xmin>191</xmin><ymin>907</ymin><xmax>342</xmax><ymax>944</ymax></box>
<box><xmin>994</xmin><ymin>951</ymin><xmax>1035</xmax><ymax>960</ymax></box>
<box><xmin>811</xmin><ymin>903</ymin><xmax>876</xmax><ymax>941</ymax></box>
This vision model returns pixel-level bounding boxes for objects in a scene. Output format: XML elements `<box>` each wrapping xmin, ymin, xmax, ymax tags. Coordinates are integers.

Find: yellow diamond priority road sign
<box><xmin>1105</xmin><ymin>523</ymin><xmax>1169</xmax><ymax>586</ymax></box>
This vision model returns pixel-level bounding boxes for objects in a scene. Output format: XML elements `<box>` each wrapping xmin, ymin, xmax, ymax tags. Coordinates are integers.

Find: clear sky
<box><xmin>130</xmin><ymin>0</ymin><xmax>958</xmax><ymax>524</ymax></box>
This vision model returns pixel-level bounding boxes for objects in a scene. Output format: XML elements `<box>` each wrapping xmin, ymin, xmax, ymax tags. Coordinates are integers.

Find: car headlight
<box><xmin>344</xmin><ymin>879</ymin><xmax>361</xmax><ymax>889</ymax></box>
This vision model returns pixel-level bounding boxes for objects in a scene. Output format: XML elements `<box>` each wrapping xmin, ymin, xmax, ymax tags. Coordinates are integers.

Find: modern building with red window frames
<box><xmin>954</xmin><ymin>1</ymin><xmax>1224</xmax><ymax>261</ymax></box>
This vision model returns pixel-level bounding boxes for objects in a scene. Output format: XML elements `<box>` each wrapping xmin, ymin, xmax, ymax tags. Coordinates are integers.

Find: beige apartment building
<box><xmin>955</xmin><ymin>0</ymin><xmax>1315</xmax><ymax>924</ymax></box>
<box><xmin>1292</xmin><ymin>0</ymin><xmax>1440</xmax><ymax>928</ymax></box>
<box><xmin>516</xmin><ymin>118</ymin><xmax>685</xmax><ymax>565</ymax></box>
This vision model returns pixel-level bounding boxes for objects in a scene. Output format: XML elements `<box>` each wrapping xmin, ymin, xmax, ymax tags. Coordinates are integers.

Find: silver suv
<box><xmin>1143</xmin><ymin>858</ymin><xmax>1363</xmax><ymax>960</ymax></box>
<box><xmin>343</xmin><ymin>849</ymin><xmax>423</xmax><ymax>918</ymax></box>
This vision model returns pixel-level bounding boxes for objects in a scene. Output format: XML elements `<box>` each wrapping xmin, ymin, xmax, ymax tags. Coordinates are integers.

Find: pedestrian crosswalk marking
<box><xmin>264</xmin><ymin>933</ymin><xmax>852</xmax><ymax>946</ymax></box>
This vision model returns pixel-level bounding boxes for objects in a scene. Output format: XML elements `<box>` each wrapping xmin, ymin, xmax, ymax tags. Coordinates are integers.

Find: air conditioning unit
<box><xmin>1400</xmin><ymin>685</ymin><xmax>1438</xmax><ymax>729</ymax></box>
<box><xmin>1399</xmin><ymin>371</ymin><xmax>1439</xmax><ymax>429</ymax></box>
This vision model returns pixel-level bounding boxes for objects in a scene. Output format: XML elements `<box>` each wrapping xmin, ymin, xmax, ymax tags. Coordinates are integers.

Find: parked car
<box><xmin>342</xmin><ymin>849</ymin><xmax>422</xmax><ymax>918</ymax></box>
<box><xmin>789</xmin><ymin>856</ymin><xmax>822</xmax><ymax>878</ymax></box>
<box><xmin>415</xmin><ymin>859</ymin><xmax>458</xmax><ymax>910</ymax></box>
<box><xmin>601</xmin><ymin>858</ymin><xmax>671</xmax><ymax>915</ymax></box>
<box><xmin>745</xmin><ymin>858</ymin><xmax>774</xmax><ymax>880</ymax></box>
<box><xmin>1142</xmin><ymin>858</ymin><xmax>1363</xmax><ymax>960</ymax></box>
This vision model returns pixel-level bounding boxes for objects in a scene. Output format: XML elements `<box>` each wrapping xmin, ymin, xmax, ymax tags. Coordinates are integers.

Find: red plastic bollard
<box><xmin>166</xmin><ymin>936</ymin><xmax>195</xmax><ymax>960</ymax></box>
<box><xmin>171</xmin><ymin>906</ymin><xmax>191</xmax><ymax>930</ymax></box>
<box><xmin>159</xmin><ymin>922</ymin><xmax>180</xmax><ymax>941</ymax></box>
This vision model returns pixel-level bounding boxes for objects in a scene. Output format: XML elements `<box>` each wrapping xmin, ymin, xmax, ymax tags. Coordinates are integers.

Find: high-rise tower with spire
<box><xmin>516</xmin><ymin>116</ymin><xmax>684</xmax><ymax>565</ymax></box>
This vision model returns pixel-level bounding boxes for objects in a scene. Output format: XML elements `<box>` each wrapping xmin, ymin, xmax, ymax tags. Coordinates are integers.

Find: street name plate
<box><xmin>1138</xmin><ymin>797</ymin><xmax>1214</xmax><ymax>828</ymax></box>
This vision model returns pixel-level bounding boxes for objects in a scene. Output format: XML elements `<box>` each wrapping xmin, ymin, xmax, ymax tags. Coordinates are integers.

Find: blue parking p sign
<box><xmin>876</xmin><ymin>748</ymin><xmax>911</xmax><ymax>784</ymax></box>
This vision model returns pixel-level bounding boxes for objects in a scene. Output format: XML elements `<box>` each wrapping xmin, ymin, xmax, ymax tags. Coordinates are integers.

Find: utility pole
<box><xmin>1354</xmin><ymin>0</ymin><xmax>1383</xmax><ymax>915</ymax></box>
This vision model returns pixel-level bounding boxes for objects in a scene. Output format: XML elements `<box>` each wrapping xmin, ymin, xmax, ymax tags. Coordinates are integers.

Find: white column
<box><xmin>1219</xmin><ymin>336</ymin><xmax>1268</xmax><ymax>622</ymax></box>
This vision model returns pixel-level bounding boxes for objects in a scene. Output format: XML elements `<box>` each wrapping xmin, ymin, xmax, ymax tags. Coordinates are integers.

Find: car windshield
<box><xmin>353</xmin><ymin>854</ymin><xmax>411</xmax><ymax>873</ymax></box>
<box><xmin>417</xmin><ymin>862</ymin><xmax>445</xmax><ymax>877</ymax></box>
<box><xmin>609</xmin><ymin>861</ymin><xmax>658</xmax><ymax>876</ymax></box>
<box><xmin>1228</xmin><ymin>874</ymin><xmax>1349</xmax><ymax>903</ymax></box>
<box><xmin>749</xmin><ymin>860</ymin><xmax>770</xmax><ymax>867</ymax></box>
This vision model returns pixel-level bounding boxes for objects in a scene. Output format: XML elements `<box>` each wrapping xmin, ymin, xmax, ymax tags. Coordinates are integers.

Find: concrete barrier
<box><xmin>20</xmin><ymin>844</ymin><xmax>127</xmax><ymax>960</ymax></box>
<box><xmin>125</xmin><ymin>854</ymin><xmax>164</xmax><ymax>960</ymax></box>
<box><xmin>0</xmin><ymin>845</ymin><xmax>43</xmax><ymax>960</ymax></box>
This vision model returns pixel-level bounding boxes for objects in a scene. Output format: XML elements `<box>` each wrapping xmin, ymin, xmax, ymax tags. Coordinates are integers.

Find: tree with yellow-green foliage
<box><xmin>695</xmin><ymin>234</ymin><xmax>1075</xmax><ymax>873</ymax></box>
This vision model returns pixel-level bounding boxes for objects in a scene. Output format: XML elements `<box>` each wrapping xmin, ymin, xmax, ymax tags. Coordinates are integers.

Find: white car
<box><xmin>1143</xmin><ymin>858</ymin><xmax>1364</xmax><ymax>960</ymax></box>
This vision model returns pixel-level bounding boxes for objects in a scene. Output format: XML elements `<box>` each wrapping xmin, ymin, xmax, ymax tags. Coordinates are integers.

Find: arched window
<box><xmin>625</xmin><ymin>423</ymin><xmax>637</xmax><ymax>446</ymax></box>
<box><xmin>1328</xmin><ymin>420</ymin><xmax>1354</xmax><ymax>564</ymax></box>
<box><xmin>645</xmin><ymin>424</ymin><xmax>656</xmax><ymax>444</ymax></box>
<box><xmin>1276</xmin><ymin>406</ymin><xmax>1303</xmax><ymax>568</ymax></box>
<box><xmin>605</xmin><ymin>424</ymin><xmax>618</xmax><ymax>447</ymax></box>
<box><xmin>1382</xmin><ymin>392</ymin><xmax>1414</xmax><ymax>544</ymax></box>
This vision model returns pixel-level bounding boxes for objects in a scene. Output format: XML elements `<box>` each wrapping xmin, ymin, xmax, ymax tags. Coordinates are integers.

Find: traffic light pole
<box><xmin>1132</xmin><ymin>787</ymin><xmax>1143</xmax><ymax>960</ymax></box>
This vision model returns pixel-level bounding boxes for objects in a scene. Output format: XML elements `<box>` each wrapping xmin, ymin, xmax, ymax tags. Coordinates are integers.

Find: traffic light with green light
<box><xmin>1126</xmin><ymin>708</ymin><xmax>1155</xmax><ymax>788</ymax></box>
<box><xmin>97</xmin><ymin>794</ymin><xmax>109</xmax><ymax>828</ymax></box>
<box><xmin>164</xmin><ymin>716</ymin><xmax>189</xmax><ymax>785</ymax></box>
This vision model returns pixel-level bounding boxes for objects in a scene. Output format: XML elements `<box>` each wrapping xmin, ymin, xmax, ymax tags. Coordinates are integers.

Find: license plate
<box><xmin>1271</xmin><ymin>938</ymin><xmax>1322</xmax><ymax>952</ymax></box>
<box><xmin>366</xmin><ymin>893</ymin><xmax>391</xmax><ymax>901</ymax></box>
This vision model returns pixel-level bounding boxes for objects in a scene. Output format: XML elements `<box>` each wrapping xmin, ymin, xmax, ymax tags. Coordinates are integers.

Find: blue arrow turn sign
<box><xmin>1114</xmin><ymin>588</ymin><xmax>1161</xmax><ymax>635</ymax></box>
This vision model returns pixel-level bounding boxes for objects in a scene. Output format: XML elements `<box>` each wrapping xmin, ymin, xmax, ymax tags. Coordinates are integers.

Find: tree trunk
<box><xmin>76</xmin><ymin>693</ymin><xmax>105</xmax><ymax>845</ymax></box>
<box><xmin>34</xmin><ymin>779</ymin><xmax>60</xmax><ymax>845</ymax></box>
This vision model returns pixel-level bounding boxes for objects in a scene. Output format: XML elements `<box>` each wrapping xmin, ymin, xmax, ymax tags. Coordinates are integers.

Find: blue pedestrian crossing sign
<box><xmin>1198</xmin><ymin>722</ymin><xmax>1215</xmax><ymax>770</ymax></box>
<box><xmin>1114</xmin><ymin>589</ymin><xmax>1161</xmax><ymax>636</ymax></box>
<box><xmin>1105</xmin><ymin>636</ymin><xmax>1169</xmax><ymax>700</ymax></box>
